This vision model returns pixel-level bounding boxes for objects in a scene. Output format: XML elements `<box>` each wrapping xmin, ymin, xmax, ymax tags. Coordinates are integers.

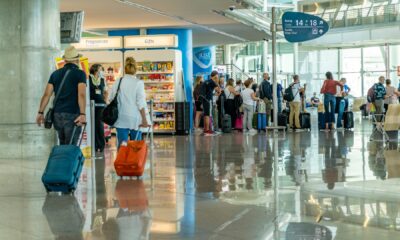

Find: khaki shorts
<box><xmin>263</xmin><ymin>98</ymin><xmax>272</xmax><ymax>113</ymax></box>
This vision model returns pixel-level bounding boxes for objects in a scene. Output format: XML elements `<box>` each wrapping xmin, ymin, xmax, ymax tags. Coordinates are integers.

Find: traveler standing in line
<box><xmin>275</xmin><ymin>82</ymin><xmax>284</xmax><ymax>113</ymax></box>
<box><xmin>310</xmin><ymin>92</ymin><xmax>320</xmax><ymax>107</ymax></box>
<box><xmin>108</xmin><ymin>57</ymin><xmax>150</xmax><ymax>148</ymax></box>
<box><xmin>259</xmin><ymin>73</ymin><xmax>273</xmax><ymax>124</ymax></box>
<box><xmin>320</xmin><ymin>72</ymin><xmax>343</xmax><ymax>131</ymax></box>
<box><xmin>200</xmin><ymin>71</ymin><xmax>221</xmax><ymax>135</ymax></box>
<box><xmin>384</xmin><ymin>79</ymin><xmax>399</xmax><ymax>113</ymax></box>
<box><xmin>241</xmin><ymin>78</ymin><xmax>260</xmax><ymax>134</ymax></box>
<box><xmin>193</xmin><ymin>76</ymin><xmax>204</xmax><ymax>131</ymax></box>
<box><xmin>289</xmin><ymin>75</ymin><xmax>304</xmax><ymax>131</ymax></box>
<box><xmin>235</xmin><ymin>79</ymin><xmax>245</xmax><ymax>92</ymax></box>
<box><xmin>89</xmin><ymin>64</ymin><xmax>108</xmax><ymax>152</ymax></box>
<box><xmin>373</xmin><ymin>76</ymin><xmax>387</xmax><ymax>120</ymax></box>
<box><xmin>216</xmin><ymin>76</ymin><xmax>226</xmax><ymax>130</ymax></box>
<box><xmin>335</xmin><ymin>79</ymin><xmax>346</xmax><ymax>129</ymax></box>
<box><xmin>224</xmin><ymin>78</ymin><xmax>240</xmax><ymax>128</ymax></box>
<box><xmin>341</xmin><ymin>78</ymin><xmax>351</xmax><ymax>111</ymax></box>
<box><xmin>36</xmin><ymin>46</ymin><xmax>87</xmax><ymax>145</ymax></box>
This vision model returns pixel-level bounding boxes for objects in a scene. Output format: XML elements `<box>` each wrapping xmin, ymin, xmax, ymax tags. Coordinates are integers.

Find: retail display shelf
<box><xmin>153</xmin><ymin>119</ymin><xmax>175</xmax><ymax>122</ymax></box>
<box><xmin>153</xmin><ymin>110</ymin><xmax>175</xmax><ymax>113</ymax></box>
<box><xmin>144</xmin><ymin>81</ymin><xmax>174</xmax><ymax>84</ymax></box>
<box><xmin>153</xmin><ymin>100</ymin><xmax>175</xmax><ymax>103</ymax></box>
<box><xmin>153</xmin><ymin>128</ymin><xmax>175</xmax><ymax>132</ymax></box>
<box><xmin>147</xmin><ymin>90</ymin><xmax>174</xmax><ymax>93</ymax></box>
<box><xmin>137</xmin><ymin>71</ymin><xmax>174</xmax><ymax>75</ymax></box>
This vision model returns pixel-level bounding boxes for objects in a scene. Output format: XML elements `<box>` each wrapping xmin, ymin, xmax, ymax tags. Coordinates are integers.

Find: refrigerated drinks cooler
<box><xmin>125</xmin><ymin>49</ymin><xmax>183</xmax><ymax>134</ymax></box>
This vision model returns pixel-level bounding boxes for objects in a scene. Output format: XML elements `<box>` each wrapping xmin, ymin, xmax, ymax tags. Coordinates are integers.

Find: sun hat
<box><xmin>63</xmin><ymin>46</ymin><xmax>82</xmax><ymax>61</ymax></box>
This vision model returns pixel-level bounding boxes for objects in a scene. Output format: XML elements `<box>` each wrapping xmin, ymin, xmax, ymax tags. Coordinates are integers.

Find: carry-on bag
<box><xmin>300</xmin><ymin>112</ymin><xmax>311</xmax><ymax>129</ymax></box>
<box><xmin>114</xmin><ymin>129</ymin><xmax>149</xmax><ymax>177</ymax></box>
<box><xmin>102</xmin><ymin>77</ymin><xmax>123</xmax><ymax>126</ymax></box>
<box><xmin>343</xmin><ymin>111</ymin><xmax>354</xmax><ymax>129</ymax></box>
<box><xmin>42</xmin><ymin>125</ymin><xmax>86</xmax><ymax>194</ymax></box>
<box><xmin>220</xmin><ymin>95</ymin><xmax>232</xmax><ymax>133</ymax></box>
<box><xmin>278</xmin><ymin>113</ymin><xmax>288</xmax><ymax>129</ymax></box>
<box><xmin>234</xmin><ymin>113</ymin><xmax>243</xmax><ymax>130</ymax></box>
<box><xmin>257</xmin><ymin>113</ymin><xmax>267</xmax><ymax>130</ymax></box>
<box><xmin>318</xmin><ymin>112</ymin><xmax>326</xmax><ymax>130</ymax></box>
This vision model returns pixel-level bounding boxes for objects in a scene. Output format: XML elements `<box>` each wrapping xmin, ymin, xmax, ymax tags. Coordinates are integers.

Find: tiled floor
<box><xmin>0</xmin><ymin>112</ymin><xmax>399</xmax><ymax>239</ymax></box>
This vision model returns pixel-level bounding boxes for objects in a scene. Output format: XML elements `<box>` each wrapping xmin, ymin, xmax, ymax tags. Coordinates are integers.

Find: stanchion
<box><xmin>149</xmin><ymin>99</ymin><xmax>154</xmax><ymax>148</ymax></box>
<box><xmin>90</xmin><ymin>100</ymin><xmax>96</xmax><ymax>159</ymax></box>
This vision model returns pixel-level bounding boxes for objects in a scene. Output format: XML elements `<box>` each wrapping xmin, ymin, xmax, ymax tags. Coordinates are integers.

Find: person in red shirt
<box><xmin>320</xmin><ymin>72</ymin><xmax>343</xmax><ymax>131</ymax></box>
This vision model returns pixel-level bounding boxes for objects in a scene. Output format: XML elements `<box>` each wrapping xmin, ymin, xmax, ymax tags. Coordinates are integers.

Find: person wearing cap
<box><xmin>36</xmin><ymin>45</ymin><xmax>87</xmax><ymax>145</ymax></box>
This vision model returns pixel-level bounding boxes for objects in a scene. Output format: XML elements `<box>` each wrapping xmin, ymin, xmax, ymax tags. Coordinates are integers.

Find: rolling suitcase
<box><xmin>343</xmin><ymin>111</ymin><xmax>354</xmax><ymax>129</ymax></box>
<box><xmin>257</xmin><ymin>113</ymin><xmax>267</xmax><ymax>131</ymax></box>
<box><xmin>234</xmin><ymin>113</ymin><xmax>243</xmax><ymax>130</ymax></box>
<box><xmin>220</xmin><ymin>95</ymin><xmax>232</xmax><ymax>133</ymax></box>
<box><xmin>300</xmin><ymin>112</ymin><xmax>311</xmax><ymax>130</ymax></box>
<box><xmin>114</xmin><ymin>130</ymin><xmax>149</xmax><ymax>177</ymax></box>
<box><xmin>42</xmin><ymin>126</ymin><xmax>86</xmax><ymax>194</ymax></box>
<box><xmin>318</xmin><ymin>112</ymin><xmax>326</xmax><ymax>130</ymax></box>
<box><xmin>278</xmin><ymin>113</ymin><xmax>288</xmax><ymax>129</ymax></box>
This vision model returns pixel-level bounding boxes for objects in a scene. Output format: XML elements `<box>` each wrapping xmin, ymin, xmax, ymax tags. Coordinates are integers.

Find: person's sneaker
<box><xmin>204</xmin><ymin>130</ymin><xmax>216</xmax><ymax>136</ymax></box>
<box><xmin>249</xmin><ymin>129</ymin><xmax>258</xmax><ymax>134</ymax></box>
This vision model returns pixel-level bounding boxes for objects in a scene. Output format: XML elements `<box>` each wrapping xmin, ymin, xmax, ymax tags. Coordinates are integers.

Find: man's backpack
<box><xmin>283</xmin><ymin>85</ymin><xmax>295</xmax><ymax>102</ymax></box>
<box><xmin>367</xmin><ymin>84</ymin><xmax>376</xmax><ymax>103</ymax></box>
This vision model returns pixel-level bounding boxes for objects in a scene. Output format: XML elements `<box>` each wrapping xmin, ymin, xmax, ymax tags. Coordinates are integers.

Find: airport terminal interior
<box><xmin>1</xmin><ymin>0</ymin><xmax>400</xmax><ymax>239</ymax></box>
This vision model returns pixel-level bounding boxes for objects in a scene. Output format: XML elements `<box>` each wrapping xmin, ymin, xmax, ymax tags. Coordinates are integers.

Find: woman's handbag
<box><xmin>44</xmin><ymin>70</ymin><xmax>71</xmax><ymax>129</ymax></box>
<box><xmin>102</xmin><ymin>77</ymin><xmax>123</xmax><ymax>126</ymax></box>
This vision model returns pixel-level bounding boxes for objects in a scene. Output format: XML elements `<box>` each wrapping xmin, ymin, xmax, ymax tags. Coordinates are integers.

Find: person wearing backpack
<box><xmin>320</xmin><ymin>72</ymin><xmax>343</xmax><ymax>131</ymax></box>
<box><xmin>287</xmin><ymin>75</ymin><xmax>304</xmax><ymax>131</ymax></box>
<box><xmin>373</xmin><ymin>76</ymin><xmax>387</xmax><ymax>120</ymax></box>
<box><xmin>199</xmin><ymin>71</ymin><xmax>221</xmax><ymax>135</ymax></box>
<box><xmin>259</xmin><ymin>73</ymin><xmax>273</xmax><ymax>123</ymax></box>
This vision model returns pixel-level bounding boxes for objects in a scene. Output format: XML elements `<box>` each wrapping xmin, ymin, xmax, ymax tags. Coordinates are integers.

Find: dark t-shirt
<box><xmin>48</xmin><ymin>63</ymin><xmax>87</xmax><ymax>114</ymax></box>
<box><xmin>89</xmin><ymin>75</ymin><xmax>106</xmax><ymax>104</ymax></box>
<box><xmin>200</xmin><ymin>80</ymin><xmax>217</xmax><ymax>101</ymax></box>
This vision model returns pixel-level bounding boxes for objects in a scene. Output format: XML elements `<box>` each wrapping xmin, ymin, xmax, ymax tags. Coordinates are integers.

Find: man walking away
<box><xmin>373</xmin><ymin>76</ymin><xmax>387</xmax><ymax>122</ymax></box>
<box><xmin>289</xmin><ymin>75</ymin><xmax>304</xmax><ymax>131</ymax></box>
<box><xmin>36</xmin><ymin>46</ymin><xmax>87</xmax><ymax>145</ymax></box>
<box><xmin>200</xmin><ymin>71</ymin><xmax>221</xmax><ymax>136</ymax></box>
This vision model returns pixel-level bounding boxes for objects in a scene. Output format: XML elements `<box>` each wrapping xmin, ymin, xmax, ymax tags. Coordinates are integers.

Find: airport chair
<box><xmin>370</xmin><ymin>104</ymin><xmax>400</xmax><ymax>143</ymax></box>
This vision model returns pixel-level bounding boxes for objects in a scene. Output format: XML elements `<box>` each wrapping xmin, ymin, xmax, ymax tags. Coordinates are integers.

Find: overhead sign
<box><xmin>213</xmin><ymin>65</ymin><xmax>227</xmax><ymax>74</ymax></box>
<box><xmin>282</xmin><ymin>12</ymin><xmax>329</xmax><ymax>43</ymax></box>
<box><xmin>124</xmin><ymin>35</ymin><xmax>178</xmax><ymax>49</ymax></box>
<box><xmin>60</xmin><ymin>11</ymin><xmax>84</xmax><ymax>44</ymax></box>
<box><xmin>72</xmin><ymin>37</ymin><xmax>123</xmax><ymax>50</ymax></box>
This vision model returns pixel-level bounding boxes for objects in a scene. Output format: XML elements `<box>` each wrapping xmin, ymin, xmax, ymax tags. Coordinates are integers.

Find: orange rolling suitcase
<box><xmin>114</xmin><ymin>130</ymin><xmax>149</xmax><ymax>177</ymax></box>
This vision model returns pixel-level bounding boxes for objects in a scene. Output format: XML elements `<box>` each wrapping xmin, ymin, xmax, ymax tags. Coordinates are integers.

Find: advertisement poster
<box><xmin>55</xmin><ymin>57</ymin><xmax>92</xmax><ymax>158</ymax></box>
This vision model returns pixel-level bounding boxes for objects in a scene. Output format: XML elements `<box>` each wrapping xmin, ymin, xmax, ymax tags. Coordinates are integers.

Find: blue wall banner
<box><xmin>282</xmin><ymin>12</ymin><xmax>329</xmax><ymax>43</ymax></box>
<box><xmin>193</xmin><ymin>46</ymin><xmax>215</xmax><ymax>78</ymax></box>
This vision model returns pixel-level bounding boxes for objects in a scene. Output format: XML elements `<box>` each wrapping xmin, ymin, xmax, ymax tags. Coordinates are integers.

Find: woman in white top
<box><xmin>108</xmin><ymin>57</ymin><xmax>150</xmax><ymax>148</ymax></box>
<box><xmin>384</xmin><ymin>79</ymin><xmax>399</xmax><ymax>112</ymax></box>
<box><xmin>241</xmin><ymin>78</ymin><xmax>260</xmax><ymax>133</ymax></box>
<box><xmin>224</xmin><ymin>78</ymin><xmax>240</xmax><ymax>128</ymax></box>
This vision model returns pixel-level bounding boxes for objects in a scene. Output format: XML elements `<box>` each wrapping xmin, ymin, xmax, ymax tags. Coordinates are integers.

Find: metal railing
<box><xmin>316</xmin><ymin>3</ymin><xmax>400</xmax><ymax>28</ymax></box>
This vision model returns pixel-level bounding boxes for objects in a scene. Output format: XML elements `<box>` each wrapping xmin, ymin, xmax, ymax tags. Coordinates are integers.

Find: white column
<box><xmin>0</xmin><ymin>0</ymin><xmax>60</xmax><ymax>159</ymax></box>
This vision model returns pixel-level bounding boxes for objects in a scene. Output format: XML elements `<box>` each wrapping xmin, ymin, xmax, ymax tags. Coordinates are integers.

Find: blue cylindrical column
<box><xmin>193</xmin><ymin>46</ymin><xmax>216</xmax><ymax>80</ymax></box>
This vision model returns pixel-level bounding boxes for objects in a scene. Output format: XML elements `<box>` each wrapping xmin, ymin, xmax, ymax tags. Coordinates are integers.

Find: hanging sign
<box><xmin>72</xmin><ymin>37</ymin><xmax>123</xmax><ymax>50</ymax></box>
<box><xmin>124</xmin><ymin>35</ymin><xmax>178</xmax><ymax>48</ymax></box>
<box><xmin>282</xmin><ymin>12</ymin><xmax>329</xmax><ymax>43</ymax></box>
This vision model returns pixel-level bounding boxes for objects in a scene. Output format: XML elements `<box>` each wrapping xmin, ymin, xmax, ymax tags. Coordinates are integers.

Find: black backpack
<box><xmin>283</xmin><ymin>85</ymin><xmax>295</xmax><ymax>102</ymax></box>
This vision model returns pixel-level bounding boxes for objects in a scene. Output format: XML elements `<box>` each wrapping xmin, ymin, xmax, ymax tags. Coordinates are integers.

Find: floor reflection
<box><xmin>34</xmin><ymin>117</ymin><xmax>400</xmax><ymax>239</ymax></box>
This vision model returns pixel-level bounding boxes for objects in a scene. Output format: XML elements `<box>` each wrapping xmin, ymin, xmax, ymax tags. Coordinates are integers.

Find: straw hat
<box><xmin>63</xmin><ymin>46</ymin><xmax>82</xmax><ymax>61</ymax></box>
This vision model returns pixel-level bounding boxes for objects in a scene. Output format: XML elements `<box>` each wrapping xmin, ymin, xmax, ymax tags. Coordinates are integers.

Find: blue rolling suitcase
<box><xmin>257</xmin><ymin>113</ymin><xmax>267</xmax><ymax>131</ymax></box>
<box><xmin>42</xmin><ymin>126</ymin><xmax>85</xmax><ymax>194</ymax></box>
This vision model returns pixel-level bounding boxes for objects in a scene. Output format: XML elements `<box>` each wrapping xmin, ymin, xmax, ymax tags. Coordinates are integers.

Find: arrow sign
<box><xmin>282</xmin><ymin>12</ymin><xmax>329</xmax><ymax>43</ymax></box>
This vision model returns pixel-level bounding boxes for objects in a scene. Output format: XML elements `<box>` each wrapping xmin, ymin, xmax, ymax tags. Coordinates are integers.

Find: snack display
<box><xmin>138</xmin><ymin>61</ymin><xmax>176</xmax><ymax>133</ymax></box>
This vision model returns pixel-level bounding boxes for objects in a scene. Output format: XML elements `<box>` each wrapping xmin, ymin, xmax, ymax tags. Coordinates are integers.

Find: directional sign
<box><xmin>282</xmin><ymin>12</ymin><xmax>329</xmax><ymax>43</ymax></box>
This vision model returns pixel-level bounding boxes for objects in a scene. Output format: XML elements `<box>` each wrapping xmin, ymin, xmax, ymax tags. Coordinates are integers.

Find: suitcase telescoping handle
<box><xmin>134</xmin><ymin>126</ymin><xmax>152</xmax><ymax>141</ymax></box>
<box><xmin>70</xmin><ymin>123</ymin><xmax>87</xmax><ymax>147</ymax></box>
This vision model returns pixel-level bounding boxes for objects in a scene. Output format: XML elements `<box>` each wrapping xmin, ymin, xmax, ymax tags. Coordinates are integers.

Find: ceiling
<box><xmin>60</xmin><ymin>0</ymin><xmax>268</xmax><ymax>46</ymax></box>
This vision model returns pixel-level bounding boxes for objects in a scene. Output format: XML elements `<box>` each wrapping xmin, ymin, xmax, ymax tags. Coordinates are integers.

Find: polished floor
<box><xmin>0</xmin><ymin>111</ymin><xmax>400</xmax><ymax>239</ymax></box>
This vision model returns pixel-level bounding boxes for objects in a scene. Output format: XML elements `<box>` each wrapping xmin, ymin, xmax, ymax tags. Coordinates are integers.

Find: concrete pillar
<box><xmin>0</xmin><ymin>0</ymin><xmax>60</xmax><ymax>159</ymax></box>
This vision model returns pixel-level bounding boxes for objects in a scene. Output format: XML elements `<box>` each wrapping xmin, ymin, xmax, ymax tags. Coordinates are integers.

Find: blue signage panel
<box><xmin>282</xmin><ymin>12</ymin><xmax>329</xmax><ymax>43</ymax></box>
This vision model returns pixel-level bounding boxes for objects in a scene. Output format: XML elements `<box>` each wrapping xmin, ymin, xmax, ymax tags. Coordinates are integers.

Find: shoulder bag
<box><xmin>102</xmin><ymin>77</ymin><xmax>123</xmax><ymax>126</ymax></box>
<box><xmin>44</xmin><ymin>70</ymin><xmax>71</xmax><ymax>129</ymax></box>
